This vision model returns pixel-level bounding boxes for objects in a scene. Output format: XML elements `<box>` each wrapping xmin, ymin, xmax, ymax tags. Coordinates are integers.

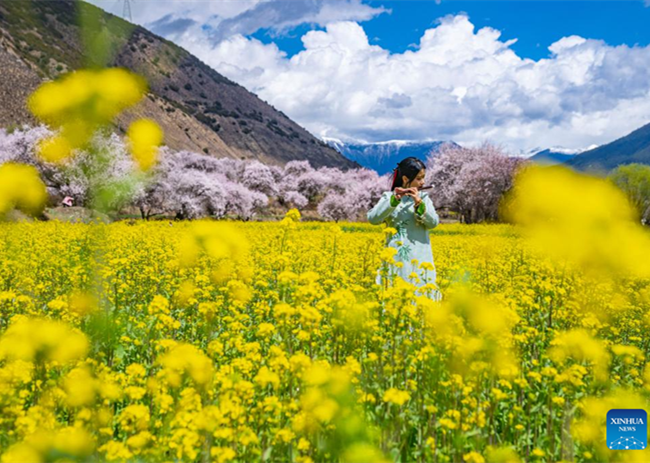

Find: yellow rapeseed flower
<box><xmin>383</xmin><ymin>387</ymin><xmax>411</xmax><ymax>406</ymax></box>
<box><xmin>36</xmin><ymin>135</ymin><xmax>73</xmax><ymax>164</ymax></box>
<box><xmin>0</xmin><ymin>316</ymin><xmax>88</xmax><ymax>365</ymax></box>
<box><xmin>157</xmin><ymin>343</ymin><xmax>214</xmax><ymax>388</ymax></box>
<box><xmin>285</xmin><ymin>208</ymin><xmax>301</xmax><ymax>222</ymax></box>
<box><xmin>127</xmin><ymin>118</ymin><xmax>163</xmax><ymax>171</ymax></box>
<box><xmin>0</xmin><ymin>163</ymin><xmax>47</xmax><ymax>217</ymax></box>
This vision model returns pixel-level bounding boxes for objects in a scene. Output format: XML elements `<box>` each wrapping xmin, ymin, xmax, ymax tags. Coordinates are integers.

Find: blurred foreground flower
<box><xmin>178</xmin><ymin>221</ymin><xmax>250</xmax><ymax>268</ymax></box>
<box><xmin>127</xmin><ymin>118</ymin><xmax>164</xmax><ymax>171</ymax></box>
<box><xmin>0</xmin><ymin>316</ymin><xmax>88</xmax><ymax>365</ymax></box>
<box><xmin>1</xmin><ymin>426</ymin><xmax>95</xmax><ymax>463</ymax></box>
<box><xmin>573</xmin><ymin>389</ymin><xmax>650</xmax><ymax>462</ymax></box>
<box><xmin>502</xmin><ymin>164</ymin><xmax>650</xmax><ymax>279</ymax></box>
<box><xmin>0</xmin><ymin>163</ymin><xmax>47</xmax><ymax>218</ymax></box>
<box><xmin>423</xmin><ymin>284</ymin><xmax>520</xmax><ymax>378</ymax></box>
<box><xmin>156</xmin><ymin>342</ymin><xmax>214</xmax><ymax>389</ymax></box>
<box><xmin>293</xmin><ymin>362</ymin><xmax>387</xmax><ymax>462</ymax></box>
<box><xmin>28</xmin><ymin>67</ymin><xmax>162</xmax><ymax>171</ymax></box>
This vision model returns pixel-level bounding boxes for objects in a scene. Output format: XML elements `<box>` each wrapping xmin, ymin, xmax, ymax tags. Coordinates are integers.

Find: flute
<box><xmin>400</xmin><ymin>185</ymin><xmax>434</xmax><ymax>190</ymax></box>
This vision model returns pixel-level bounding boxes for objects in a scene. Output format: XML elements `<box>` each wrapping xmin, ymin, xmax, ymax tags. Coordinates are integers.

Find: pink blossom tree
<box><xmin>296</xmin><ymin>169</ymin><xmax>329</xmax><ymax>203</ymax></box>
<box><xmin>241</xmin><ymin>160</ymin><xmax>279</xmax><ymax>197</ymax></box>
<box><xmin>317</xmin><ymin>191</ymin><xmax>355</xmax><ymax>222</ymax></box>
<box><xmin>282</xmin><ymin>190</ymin><xmax>308</xmax><ymax>209</ymax></box>
<box><xmin>426</xmin><ymin>142</ymin><xmax>527</xmax><ymax>223</ymax></box>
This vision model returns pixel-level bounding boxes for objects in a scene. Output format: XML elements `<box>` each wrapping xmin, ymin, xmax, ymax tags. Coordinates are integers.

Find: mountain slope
<box><xmin>565</xmin><ymin>123</ymin><xmax>650</xmax><ymax>173</ymax></box>
<box><xmin>0</xmin><ymin>46</ymin><xmax>41</xmax><ymax>129</ymax></box>
<box><xmin>0</xmin><ymin>0</ymin><xmax>360</xmax><ymax>169</ymax></box>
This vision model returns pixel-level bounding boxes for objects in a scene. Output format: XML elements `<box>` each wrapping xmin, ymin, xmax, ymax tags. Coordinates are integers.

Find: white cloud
<box><xmin>86</xmin><ymin>0</ymin><xmax>387</xmax><ymax>44</ymax></box>
<box><xmin>205</xmin><ymin>0</ymin><xmax>389</xmax><ymax>43</ymax></box>
<box><xmin>87</xmin><ymin>1</ymin><xmax>650</xmax><ymax>154</ymax></box>
<box><xmin>190</xmin><ymin>14</ymin><xmax>650</xmax><ymax>154</ymax></box>
<box><xmin>86</xmin><ymin>0</ymin><xmax>262</xmax><ymax>30</ymax></box>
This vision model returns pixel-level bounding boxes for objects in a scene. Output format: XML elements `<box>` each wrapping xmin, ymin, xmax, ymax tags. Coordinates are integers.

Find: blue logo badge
<box><xmin>607</xmin><ymin>409</ymin><xmax>647</xmax><ymax>450</ymax></box>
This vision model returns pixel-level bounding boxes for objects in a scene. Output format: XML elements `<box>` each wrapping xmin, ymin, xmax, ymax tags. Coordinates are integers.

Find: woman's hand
<box><xmin>403</xmin><ymin>188</ymin><xmax>422</xmax><ymax>206</ymax></box>
<box><xmin>393</xmin><ymin>187</ymin><xmax>417</xmax><ymax>200</ymax></box>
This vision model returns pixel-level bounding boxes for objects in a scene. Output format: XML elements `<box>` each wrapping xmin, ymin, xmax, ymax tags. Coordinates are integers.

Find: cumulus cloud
<box><xmin>191</xmin><ymin>14</ymin><xmax>650</xmax><ymax>153</ymax></box>
<box><xmin>87</xmin><ymin>1</ymin><xmax>650</xmax><ymax>153</ymax></box>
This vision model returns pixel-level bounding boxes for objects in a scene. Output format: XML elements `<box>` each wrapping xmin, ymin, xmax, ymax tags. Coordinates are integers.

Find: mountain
<box><xmin>325</xmin><ymin>139</ymin><xmax>458</xmax><ymax>175</ymax></box>
<box><xmin>565</xmin><ymin>123</ymin><xmax>650</xmax><ymax>173</ymax></box>
<box><xmin>529</xmin><ymin>149</ymin><xmax>578</xmax><ymax>165</ymax></box>
<box><xmin>0</xmin><ymin>0</ymin><xmax>360</xmax><ymax>170</ymax></box>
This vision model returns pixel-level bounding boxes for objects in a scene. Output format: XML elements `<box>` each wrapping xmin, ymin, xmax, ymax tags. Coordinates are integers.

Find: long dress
<box><xmin>367</xmin><ymin>190</ymin><xmax>443</xmax><ymax>301</ymax></box>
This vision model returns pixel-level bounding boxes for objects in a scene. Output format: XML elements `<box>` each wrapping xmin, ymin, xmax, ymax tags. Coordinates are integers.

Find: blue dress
<box><xmin>367</xmin><ymin>190</ymin><xmax>442</xmax><ymax>301</ymax></box>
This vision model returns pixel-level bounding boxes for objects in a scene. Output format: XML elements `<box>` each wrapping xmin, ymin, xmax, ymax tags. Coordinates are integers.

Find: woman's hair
<box><xmin>390</xmin><ymin>157</ymin><xmax>426</xmax><ymax>191</ymax></box>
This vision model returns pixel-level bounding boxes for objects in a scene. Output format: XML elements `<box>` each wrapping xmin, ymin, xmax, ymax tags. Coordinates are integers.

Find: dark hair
<box><xmin>390</xmin><ymin>157</ymin><xmax>426</xmax><ymax>191</ymax></box>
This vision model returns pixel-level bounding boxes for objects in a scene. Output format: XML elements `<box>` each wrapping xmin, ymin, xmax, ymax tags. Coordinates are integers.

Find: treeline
<box><xmin>1</xmin><ymin>125</ymin><xmax>648</xmax><ymax>225</ymax></box>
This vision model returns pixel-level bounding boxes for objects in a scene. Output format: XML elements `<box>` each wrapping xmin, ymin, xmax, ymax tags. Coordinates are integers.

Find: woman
<box><xmin>367</xmin><ymin>157</ymin><xmax>442</xmax><ymax>301</ymax></box>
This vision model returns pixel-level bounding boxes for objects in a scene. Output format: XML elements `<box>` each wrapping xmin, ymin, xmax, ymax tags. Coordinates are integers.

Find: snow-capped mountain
<box><xmin>324</xmin><ymin>138</ymin><xmax>459</xmax><ymax>175</ymax></box>
<box><xmin>526</xmin><ymin>145</ymin><xmax>597</xmax><ymax>165</ymax></box>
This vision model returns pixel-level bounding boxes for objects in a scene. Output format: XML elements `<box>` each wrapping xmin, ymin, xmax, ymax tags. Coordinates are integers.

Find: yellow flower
<box><xmin>36</xmin><ymin>135</ymin><xmax>73</xmax><ymax>163</ymax></box>
<box><xmin>148</xmin><ymin>295</ymin><xmax>170</xmax><ymax>315</ymax></box>
<box><xmin>382</xmin><ymin>387</ymin><xmax>411</xmax><ymax>406</ymax></box>
<box><xmin>463</xmin><ymin>451</ymin><xmax>485</xmax><ymax>463</ymax></box>
<box><xmin>285</xmin><ymin>208</ymin><xmax>301</xmax><ymax>222</ymax></box>
<box><xmin>492</xmin><ymin>388</ymin><xmax>508</xmax><ymax>401</ymax></box>
<box><xmin>275</xmin><ymin>428</ymin><xmax>295</xmax><ymax>444</ymax></box>
<box><xmin>549</xmin><ymin>329</ymin><xmax>610</xmax><ymax>381</ymax></box>
<box><xmin>67</xmin><ymin>292</ymin><xmax>97</xmax><ymax>317</ymax></box>
<box><xmin>29</xmin><ymin>68</ymin><xmax>149</xmax><ymax>157</ymax></box>
<box><xmin>99</xmin><ymin>440</ymin><xmax>133</xmax><ymax>461</ymax></box>
<box><xmin>420</xmin><ymin>262</ymin><xmax>435</xmax><ymax>271</ymax></box>
<box><xmin>96</xmin><ymin>68</ymin><xmax>147</xmax><ymax>113</ymax></box>
<box><xmin>552</xmin><ymin>396</ymin><xmax>565</xmax><ymax>406</ymax></box>
<box><xmin>178</xmin><ymin>221</ymin><xmax>249</xmax><ymax>268</ymax></box>
<box><xmin>211</xmin><ymin>447</ymin><xmax>236</xmax><ymax>463</ymax></box>
<box><xmin>126</xmin><ymin>431</ymin><xmax>153</xmax><ymax>450</ymax></box>
<box><xmin>118</xmin><ymin>404</ymin><xmax>150</xmax><ymax>433</ymax></box>
<box><xmin>227</xmin><ymin>279</ymin><xmax>252</xmax><ymax>304</ymax></box>
<box><xmin>257</xmin><ymin>323</ymin><xmax>276</xmax><ymax>338</ymax></box>
<box><xmin>1</xmin><ymin>442</ymin><xmax>42</xmax><ymax>463</ymax></box>
<box><xmin>502</xmin><ymin>164</ymin><xmax>650</xmax><ymax>279</ymax></box>
<box><xmin>485</xmin><ymin>446</ymin><xmax>521</xmax><ymax>463</ymax></box>
<box><xmin>379</xmin><ymin>247</ymin><xmax>398</xmax><ymax>262</ymax></box>
<box><xmin>0</xmin><ymin>163</ymin><xmax>47</xmax><ymax>217</ymax></box>
<box><xmin>63</xmin><ymin>366</ymin><xmax>97</xmax><ymax>407</ymax></box>
<box><xmin>531</xmin><ymin>448</ymin><xmax>545</xmax><ymax>458</ymax></box>
<box><xmin>127</xmin><ymin>118</ymin><xmax>163</xmax><ymax>171</ymax></box>
<box><xmin>0</xmin><ymin>316</ymin><xmax>88</xmax><ymax>365</ymax></box>
<box><xmin>2</xmin><ymin>427</ymin><xmax>95</xmax><ymax>463</ymax></box>
<box><xmin>157</xmin><ymin>343</ymin><xmax>214</xmax><ymax>387</ymax></box>
<box><xmin>341</xmin><ymin>443</ymin><xmax>388</xmax><ymax>463</ymax></box>
<box><xmin>255</xmin><ymin>366</ymin><xmax>280</xmax><ymax>388</ymax></box>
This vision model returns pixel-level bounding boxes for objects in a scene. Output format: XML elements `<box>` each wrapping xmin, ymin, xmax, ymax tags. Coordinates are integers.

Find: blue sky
<box><xmin>91</xmin><ymin>0</ymin><xmax>650</xmax><ymax>153</ymax></box>
<box><xmin>253</xmin><ymin>1</ymin><xmax>650</xmax><ymax>60</ymax></box>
